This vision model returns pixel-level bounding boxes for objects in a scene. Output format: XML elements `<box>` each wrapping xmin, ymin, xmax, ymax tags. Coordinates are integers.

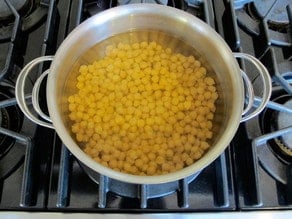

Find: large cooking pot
<box><xmin>15</xmin><ymin>4</ymin><xmax>272</xmax><ymax>184</ymax></box>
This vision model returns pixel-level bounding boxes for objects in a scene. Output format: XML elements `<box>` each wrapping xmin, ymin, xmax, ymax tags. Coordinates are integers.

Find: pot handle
<box><xmin>15</xmin><ymin>56</ymin><xmax>55</xmax><ymax>129</ymax></box>
<box><xmin>233</xmin><ymin>53</ymin><xmax>272</xmax><ymax>123</ymax></box>
<box><xmin>16</xmin><ymin>54</ymin><xmax>271</xmax><ymax>127</ymax></box>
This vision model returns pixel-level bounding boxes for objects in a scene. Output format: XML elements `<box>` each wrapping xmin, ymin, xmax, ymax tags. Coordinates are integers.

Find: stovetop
<box><xmin>0</xmin><ymin>0</ymin><xmax>291</xmax><ymax>214</ymax></box>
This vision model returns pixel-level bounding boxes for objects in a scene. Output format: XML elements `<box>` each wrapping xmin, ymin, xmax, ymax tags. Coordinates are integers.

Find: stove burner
<box><xmin>0</xmin><ymin>90</ymin><xmax>22</xmax><ymax>158</ymax></box>
<box><xmin>81</xmin><ymin>162</ymin><xmax>199</xmax><ymax>199</ymax></box>
<box><xmin>109</xmin><ymin>173</ymin><xmax>197</xmax><ymax>199</ymax></box>
<box><xmin>253</xmin><ymin>0</ymin><xmax>291</xmax><ymax>25</ymax></box>
<box><xmin>276</xmin><ymin>98</ymin><xmax>292</xmax><ymax>153</ymax></box>
<box><xmin>0</xmin><ymin>0</ymin><xmax>31</xmax><ymax>23</ymax></box>
<box><xmin>245</xmin><ymin>68</ymin><xmax>292</xmax><ymax>185</ymax></box>
<box><xmin>261</xmin><ymin>95</ymin><xmax>292</xmax><ymax>162</ymax></box>
<box><xmin>0</xmin><ymin>0</ymin><xmax>49</xmax><ymax>41</ymax></box>
<box><xmin>248</xmin><ymin>94</ymin><xmax>292</xmax><ymax>185</ymax></box>
<box><xmin>0</xmin><ymin>86</ymin><xmax>25</xmax><ymax>179</ymax></box>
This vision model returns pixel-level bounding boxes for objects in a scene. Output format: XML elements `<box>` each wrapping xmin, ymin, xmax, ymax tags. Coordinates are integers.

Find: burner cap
<box><xmin>0</xmin><ymin>0</ymin><xmax>30</xmax><ymax>22</ymax></box>
<box><xmin>253</xmin><ymin>0</ymin><xmax>290</xmax><ymax>25</ymax></box>
<box><xmin>277</xmin><ymin>99</ymin><xmax>292</xmax><ymax>153</ymax></box>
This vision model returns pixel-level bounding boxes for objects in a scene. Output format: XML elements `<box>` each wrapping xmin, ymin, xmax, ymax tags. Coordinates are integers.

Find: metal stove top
<box><xmin>0</xmin><ymin>0</ymin><xmax>291</xmax><ymax>215</ymax></box>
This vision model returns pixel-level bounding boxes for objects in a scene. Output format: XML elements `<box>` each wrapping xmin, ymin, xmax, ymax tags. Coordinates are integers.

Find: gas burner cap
<box><xmin>0</xmin><ymin>0</ymin><xmax>30</xmax><ymax>23</ymax></box>
<box><xmin>277</xmin><ymin>99</ymin><xmax>292</xmax><ymax>154</ymax></box>
<box><xmin>253</xmin><ymin>0</ymin><xmax>290</xmax><ymax>25</ymax></box>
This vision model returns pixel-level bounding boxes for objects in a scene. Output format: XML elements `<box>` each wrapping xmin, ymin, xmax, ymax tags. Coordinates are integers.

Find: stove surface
<box><xmin>0</xmin><ymin>0</ymin><xmax>291</xmax><ymax>214</ymax></box>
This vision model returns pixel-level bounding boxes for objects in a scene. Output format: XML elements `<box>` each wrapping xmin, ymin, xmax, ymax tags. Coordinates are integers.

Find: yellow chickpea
<box><xmin>68</xmin><ymin>41</ymin><xmax>218</xmax><ymax>176</ymax></box>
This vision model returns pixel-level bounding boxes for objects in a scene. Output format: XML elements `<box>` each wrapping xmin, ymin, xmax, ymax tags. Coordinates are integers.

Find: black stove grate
<box><xmin>0</xmin><ymin>0</ymin><xmax>291</xmax><ymax>213</ymax></box>
<box><xmin>46</xmin><ymin>0</ymin><xmax>236</xmax><ymax>211</ymax></box>
<box><xmin>234</xmin><ymin>0</ymin><xmax>292</xmax><ymax>47</ymax></box>
<box><xmin>0</xmin><ymin>0</ymin><xmax>22</xmax><ymax>81</ymax></box>
<box><xmin>224</xmin><ymin>0</ymin><xmax>292</xmax><ymax>210</ymax></box>
<box><xmin>48</xmin><ymin>144</ymin><xmax>235</xmax><ymax>211</ymax></box>
<box><xmin>0</xmin><ymin>0</ymin><xmax>69</xmax><ymax>210</ymax></box>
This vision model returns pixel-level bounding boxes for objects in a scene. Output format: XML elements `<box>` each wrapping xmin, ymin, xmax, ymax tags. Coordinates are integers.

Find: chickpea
<box><xmin>68</xmin><ymin>41</ymin><xmax>218</xmax><ymax>176</ymax></box>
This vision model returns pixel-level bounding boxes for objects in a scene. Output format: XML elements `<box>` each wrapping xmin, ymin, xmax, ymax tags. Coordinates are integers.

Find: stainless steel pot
<box><xmin>15</xmin><ymin>4</ymin><xmax>272</xmax><ymax>184</ymax></box>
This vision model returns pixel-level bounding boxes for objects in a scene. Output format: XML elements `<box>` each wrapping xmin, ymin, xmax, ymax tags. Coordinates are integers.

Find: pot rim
<box><xmin>47</xmin><ymin>4</ymin><xmax>244</xmax><ymax>184</ymax></box>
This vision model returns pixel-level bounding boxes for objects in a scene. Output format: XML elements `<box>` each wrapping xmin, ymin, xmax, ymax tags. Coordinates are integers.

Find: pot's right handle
<box><xmin>15</xmin><ymin>56</ymin><xmax>54</xmax><ymax>129</ymax></box>
<box><xmin>233</xmin><ymin>53</ymin><xmax>272</xmax><ymax>122</ymax></box>
<box><xmin>17</xmin><ymin>54</ymin><xmax>272</xmax><ymax>128</ymax></box>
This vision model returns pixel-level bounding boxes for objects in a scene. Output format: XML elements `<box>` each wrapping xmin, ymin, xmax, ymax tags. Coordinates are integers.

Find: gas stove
<box><xmin>0</xmin><ymin>0</ymin><xmax>291</xmax><ymax>217</ymax></box>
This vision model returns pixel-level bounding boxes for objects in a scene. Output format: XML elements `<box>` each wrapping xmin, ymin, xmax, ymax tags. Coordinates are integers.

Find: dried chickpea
<box><xmin>68</xmin><ymin>41</ymin><xmax>218</xmax><ymax>176</ymax></box>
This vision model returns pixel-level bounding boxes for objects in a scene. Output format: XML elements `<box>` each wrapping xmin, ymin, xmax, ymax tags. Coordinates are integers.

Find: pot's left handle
<box><xmin>15</xmin><ymin>56</ymin><xmax>55</xmax><ymax>129</ymax></box>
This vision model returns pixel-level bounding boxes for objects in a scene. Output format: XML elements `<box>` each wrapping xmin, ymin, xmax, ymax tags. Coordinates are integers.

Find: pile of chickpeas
<box><xmin>67</xmin><ymin>41</ymin><xmax>218</xmax><ymax>176</ymax></box>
